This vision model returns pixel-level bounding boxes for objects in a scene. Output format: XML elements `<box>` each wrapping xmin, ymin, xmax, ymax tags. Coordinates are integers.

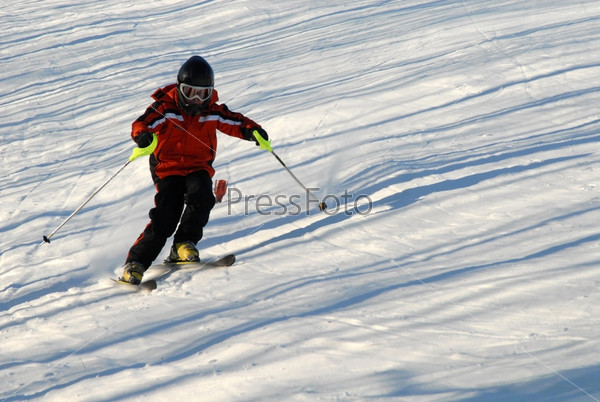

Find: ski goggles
<box><xmin>179</xmin><ymin>83</ymin><xmax>213</xmax><ymax>102</ymax></box>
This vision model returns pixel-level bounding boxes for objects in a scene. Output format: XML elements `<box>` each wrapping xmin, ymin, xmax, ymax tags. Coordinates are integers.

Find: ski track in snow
<box><xmin>1</xmin><ymin>0</ymin><xmax>600</xmax><ymax>400</ymax></box>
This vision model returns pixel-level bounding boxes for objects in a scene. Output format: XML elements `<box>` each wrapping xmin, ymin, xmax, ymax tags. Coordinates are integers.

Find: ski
<box><xmin>112</xmin><ymin>277</ymin><xmax>158</xmax><ymax>291</ymax></box>
<box><xmin>112</xmin><ymin>254</ymin><xmax>235</xmax><ymax>291</ymax></box>
<box><xmin>164</xmin><ymin>253</ymin><xmax>235</xmax><ymax>267</ymax></box>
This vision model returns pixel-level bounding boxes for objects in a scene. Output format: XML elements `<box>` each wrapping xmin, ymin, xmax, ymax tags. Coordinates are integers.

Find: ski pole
<box><xmin>252</xmin><ymin>130</ymin><xmax>327</xmax><ymax>211</ymax></box>
<box><xmin>41</xmin><ymin>134</ymin><xmax>158</xmax><ymax>245</ymax></box>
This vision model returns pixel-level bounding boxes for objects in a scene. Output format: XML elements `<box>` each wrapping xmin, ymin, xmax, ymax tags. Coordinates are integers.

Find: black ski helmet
<box><xmin>176</xmin><ymin>56</ymin><xmax>214</xmax><ymax>115</ymax></box>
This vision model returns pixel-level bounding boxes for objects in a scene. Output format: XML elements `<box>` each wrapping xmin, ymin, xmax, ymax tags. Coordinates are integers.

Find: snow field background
<box><xmin>1</xmin><ymin>0</ymin><xmax>600</xmax><ymax>400</ymax></box>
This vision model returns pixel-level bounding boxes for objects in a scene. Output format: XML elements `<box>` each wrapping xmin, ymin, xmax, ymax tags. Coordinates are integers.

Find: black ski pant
<box><xmin>126</xmin><ymin>170</ymin><xmax>215</xmax><ymax>269</ymax></box>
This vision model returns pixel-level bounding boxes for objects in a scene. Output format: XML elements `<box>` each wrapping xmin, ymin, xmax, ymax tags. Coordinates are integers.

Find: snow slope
<box><xmin>2</xmin><ymin>0</ymin><xmax>600</xmax><ymax>400</ymax></box>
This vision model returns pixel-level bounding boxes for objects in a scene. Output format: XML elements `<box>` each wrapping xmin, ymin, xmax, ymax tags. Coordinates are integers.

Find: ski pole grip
<box><xmin>129</xmin><ymin>133</ymin><xmax>158</xmax><ymax>161</ymax></box>
<box><xmin>252</xmin><ymin>130</ymin><xmax>272</xmax><ymax>152</ymax></box>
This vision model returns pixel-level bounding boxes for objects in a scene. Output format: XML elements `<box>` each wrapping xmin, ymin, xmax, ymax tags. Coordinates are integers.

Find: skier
<box><xmin>121</xmin><ymin>55</ymin><xmax>268</xmax><ymax>285</ymax></box>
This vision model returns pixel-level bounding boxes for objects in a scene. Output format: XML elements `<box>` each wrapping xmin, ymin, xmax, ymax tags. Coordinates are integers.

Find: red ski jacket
<box><xmin>132</xmin><ymin>84</ymin><xmax>260</xmax><ymax>181</ymax></box>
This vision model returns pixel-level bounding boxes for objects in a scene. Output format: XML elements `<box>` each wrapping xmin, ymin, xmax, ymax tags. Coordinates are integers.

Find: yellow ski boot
<box><xmin>169</xmin><ymin>241</ymin><xmax>200</xmax><ymax>262</ymax></box>
<box><xmin>121</xmin><ymin>261</ymin><xmax>145</xmax><ymax>285</ymax></box>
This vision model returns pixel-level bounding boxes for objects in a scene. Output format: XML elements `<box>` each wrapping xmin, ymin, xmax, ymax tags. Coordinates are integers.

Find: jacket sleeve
<box><xmin>214</xmin><ymin>103</ymin><xmax>261</xmax><ymax>140</ymax></box>
<box><xmin>131</xmin><ymin>101</ymin><xmax>164</xmax><ymax>142</ymax></box>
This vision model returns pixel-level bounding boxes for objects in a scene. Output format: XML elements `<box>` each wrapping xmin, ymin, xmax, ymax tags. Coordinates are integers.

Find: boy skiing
<box><xmin>121</xmin><ymin>55</ymin><xmax>268</xmax><ymax>285</ymax></box>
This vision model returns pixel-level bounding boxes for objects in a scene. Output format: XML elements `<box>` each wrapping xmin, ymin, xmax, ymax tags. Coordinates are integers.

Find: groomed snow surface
<box><xmin>2</xmin><ymin>1</ymin><xmax>600</xmax><ymax>400</ymax></box>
